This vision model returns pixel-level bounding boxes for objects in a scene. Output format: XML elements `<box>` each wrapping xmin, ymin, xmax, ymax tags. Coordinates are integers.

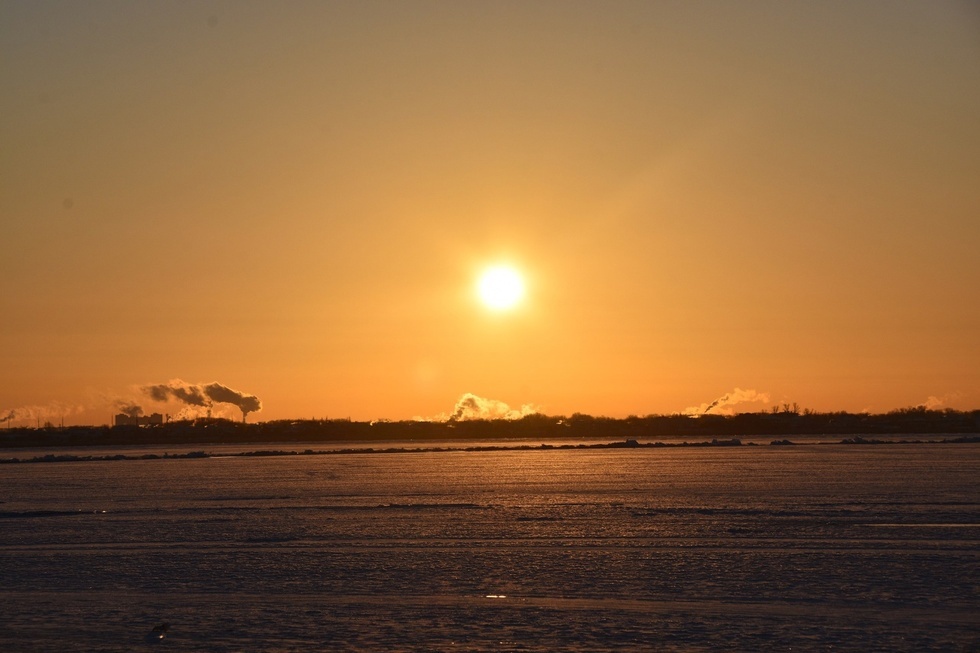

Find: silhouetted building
<box><xmin>114</xmin><ymin>413</ymin><xmax>164</xmax><ymax>427</ymax></box>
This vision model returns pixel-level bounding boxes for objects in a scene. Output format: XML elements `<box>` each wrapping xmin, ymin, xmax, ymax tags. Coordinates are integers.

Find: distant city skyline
<box><xmin>2</xmin><ymin>1</ymin><xmax>978</xmax><ymax>425</ymax></box>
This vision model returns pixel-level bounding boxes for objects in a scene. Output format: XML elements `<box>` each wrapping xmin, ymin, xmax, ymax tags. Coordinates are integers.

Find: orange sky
<box><xmin>2</xmin><ymin>1</ymin><xmax>979</xmax><ymax>425</ymax></box>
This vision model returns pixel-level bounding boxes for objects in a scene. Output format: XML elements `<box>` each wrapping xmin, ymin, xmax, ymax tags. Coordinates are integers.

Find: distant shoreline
<box><xmin>2</xmin><ymin>435</ymin><xmax>979</xmax><ymax>465</ymax></box>
<box><xmin>2</xmin><ymin>409</ymin><xmax>978</xmax><ymax>450</ymax></box>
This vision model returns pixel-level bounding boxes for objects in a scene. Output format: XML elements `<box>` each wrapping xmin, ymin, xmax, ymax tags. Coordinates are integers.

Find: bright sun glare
<box><xmin>477</xmin><ymin>265</ymin><xmax>525</xmax><ymax>311</ymax></box>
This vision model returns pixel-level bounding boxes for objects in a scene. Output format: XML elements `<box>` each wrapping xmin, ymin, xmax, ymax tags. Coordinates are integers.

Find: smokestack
<box><xmin>702</xmin><ymin>396</ymin><xmax>724</xmax><ymax>415</ymax></box>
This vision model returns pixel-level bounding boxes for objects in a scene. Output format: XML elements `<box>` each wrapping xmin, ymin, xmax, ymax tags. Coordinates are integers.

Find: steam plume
<box><xmin>114</xmin><ymin>402</ymin><xmax>144</xmax><ymax>419</ymax></box>
<box><xmin>140</xmin><ymin>379</ymin><xmax>262</xmax><ymax>422</ymax></box>
<box><xmin>0</xmin><ymin>402</ymin><xmax>83</xmax><ymax>427</ymax></box>
<box><xmin>685</xmin><ymin>388</ymin><xmax>771</xmax><ymax>416</ymax></box>
<box><xmin>143</xmin><ymin>382</ymin><xmax>208</xmax><ymax>406</ymax></box>
<box><xmin>449</xmin><ymin>393</ymin><xmax>538</xmax><ymax>421</ymax></box>
<box><xmin>918</xmin><ymin>393</ymin><xmax>961</xmax><ymax>410</ymax></box>
<box><xmin>202</xmin><ymin>382</ymin><xmax>262</xmax><ymax>421</ymax></box>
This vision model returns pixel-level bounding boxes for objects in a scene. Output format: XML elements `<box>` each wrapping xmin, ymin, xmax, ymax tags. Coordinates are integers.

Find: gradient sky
<box><xmin>2</xmin><ymin>1</ymin><xmax>979</xmax><ymax>424</ymax></box>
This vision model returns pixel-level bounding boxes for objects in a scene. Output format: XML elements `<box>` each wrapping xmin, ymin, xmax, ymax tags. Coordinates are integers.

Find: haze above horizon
<box><xmin>2</xmin><ymin>1</ymin><xmax>978</xmax><ymax>426</ymax></box>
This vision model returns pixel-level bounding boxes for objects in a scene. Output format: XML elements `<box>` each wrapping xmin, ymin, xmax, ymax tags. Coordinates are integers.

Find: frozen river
<box><xmin>1</xmin><ymin>442</ymin><xmax>978</xmax><ymax>651</ymax></box>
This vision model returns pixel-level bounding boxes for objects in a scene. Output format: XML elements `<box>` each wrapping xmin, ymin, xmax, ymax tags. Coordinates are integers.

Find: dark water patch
<box><xmin>516</xmin><ymin>516</ymin><xmax>565</xmax><ymax>522</ymax></box>
<box><xmin>243</xmin><ymin>536</ymin><xmax>302</xmax><ymax>544</ymax></box>
<box><xmin>630</xmin><ymin>507</ymin><xmax>810</xmax><ymax>518</ymax></box>
<box><xmin>0</xmin><ymin>451</ymin><xmax>211</xmax><ymax>464</ymax></box>
<box><xmin>190</xmin><ymin>495</ymin><xmax>295</xmax><ymax>502</ymax></box>
<box><xmin>155</xmin><ymin>503</ymin><xmax>498</xmax><ymax>515</ymax></box>
<box><xmin>0</xmin><ymin>510</ymin><xmax>89</xmax><ymax>519</ymax></box>
<box><xmin>239</xmin><ymin>450</ymin><xmax>299</xmax><ymax>456</ymax></box>
<box><xmin>865</xmin><ymin>523</ymin><xmax>980</xmax><ymax>528</ymax></box>
<box><xmin>378</xmin><ymin>502</ymin><xmax>489</xmax><ymax>511</ymax></box>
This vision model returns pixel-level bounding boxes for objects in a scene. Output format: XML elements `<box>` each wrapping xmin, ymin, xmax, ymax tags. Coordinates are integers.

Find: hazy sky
<box><xmin>2</xmin><ymin>1</ymin><xmax>979</xmax><ymax>424</ymax></box>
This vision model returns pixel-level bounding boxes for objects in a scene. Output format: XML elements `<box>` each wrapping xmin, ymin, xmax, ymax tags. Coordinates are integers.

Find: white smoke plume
<box><xmin>450</xmin><ymin>393</ymin><xmax>538</xmax><ymax>421</ymax></box>
<box><xmin>684</xmin><ymin>388</ymin><xmax>771</xmax><ymax>416</ymax></box>
<box><xmin>918</xmin><ymin>392</ymin><xmax>961</xmax><ymax>410</ymax></box>
<box><xmin>414</xmin><ymin>393</ymin><xmax>539</xmax><ymax>422</ymax></box>
<box><xmin>114</xmin><ymin>401</ymin><xmax>144</xmax><ymax>419</ymax></box>
<box><xmin>140</xmin><ymin>379</ymin><xmax>262</xmax><ymax>422</ymax></box>
<box><xmin>142</xmin><ymin>381</ymin><xmax>208</xmax><ymax>407</ymax></box>
<box><xmin>920</xmin><ymin>396</ymin><xmax>945</xmax><ymax>410</ymax></box>
<box><xmin>0</xmin><ymin>402</ymin><xmax>84</xmax><ymax>427</ymax></box>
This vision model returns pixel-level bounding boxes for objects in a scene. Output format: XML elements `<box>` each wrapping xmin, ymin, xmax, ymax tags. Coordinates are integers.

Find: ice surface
<box><xmin>1</xmin><ymin>443</ymin><xmax>978</xmax><ymax>651</ymax></box>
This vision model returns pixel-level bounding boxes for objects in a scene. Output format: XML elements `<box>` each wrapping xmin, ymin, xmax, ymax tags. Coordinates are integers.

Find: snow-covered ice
<box><xmin>1</xmin><ymin>442</ymin><xmax>977</xmax><ymax>651</ymax></box>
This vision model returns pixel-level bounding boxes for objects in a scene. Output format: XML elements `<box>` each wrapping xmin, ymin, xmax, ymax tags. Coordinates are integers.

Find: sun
<box><xmin>477</xmin><ymin>265</ymin><xmax>525</xmax><ymax>311</ymax></box>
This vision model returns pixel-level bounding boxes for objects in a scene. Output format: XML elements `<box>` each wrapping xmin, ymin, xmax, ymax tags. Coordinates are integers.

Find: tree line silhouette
<box><xmin>1</xmin><ymin>407</ymin><xmax>977</xmax><ymax>449</ymax></box>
